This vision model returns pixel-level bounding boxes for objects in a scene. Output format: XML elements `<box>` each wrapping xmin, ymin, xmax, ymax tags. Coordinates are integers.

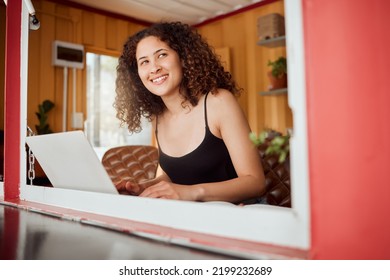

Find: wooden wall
<box><xmin>26</xmin><ymin>0</ymin><xmax>147</xmax><ymax>133</ymax></box>
<box><xmin>0</xmin><ymin>0</ymin><xmax>291</xmax><ymax>134</ymax></box>
<box><xmin>197</xmin><ymin>0</ymin><xmax>291</xmax><ymax>134</ymax></box>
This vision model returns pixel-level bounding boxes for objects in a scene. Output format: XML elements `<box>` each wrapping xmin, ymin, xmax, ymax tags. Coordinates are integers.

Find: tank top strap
<box><xmin>155</xmin><ymin>115</ymin><xmax>161</xmax><ymax>148</ymax></box>
<box><xmin>204</xmin><ymin>92</ymin><xmax>210</xmax><ymax>129</ymax></box>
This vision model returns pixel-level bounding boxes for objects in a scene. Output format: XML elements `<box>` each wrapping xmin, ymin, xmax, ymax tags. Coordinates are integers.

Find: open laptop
<box><xmin>26</xmin><ymin>131</ymin><xmax>119</xmax><ymax>194</ymax></box>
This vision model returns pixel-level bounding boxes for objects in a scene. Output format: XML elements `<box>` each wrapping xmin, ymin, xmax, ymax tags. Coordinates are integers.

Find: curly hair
<box><xmin>115</xmin><ymin>21</ymin><xmax>241</xmax><ymax>133</ymax></box>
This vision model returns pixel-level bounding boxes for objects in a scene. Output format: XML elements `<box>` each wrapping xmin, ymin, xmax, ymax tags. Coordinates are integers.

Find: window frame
<box><xmin>2</xmin><ymin>0</ymin><xmax>310</xmax><ymax>258</ymax></box>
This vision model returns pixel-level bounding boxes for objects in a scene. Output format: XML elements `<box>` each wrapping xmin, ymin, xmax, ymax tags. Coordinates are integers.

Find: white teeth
<box><xmin>152</xmin><ymin>75</ymin><xmax>167</xmax><ymax>83</ymax></box>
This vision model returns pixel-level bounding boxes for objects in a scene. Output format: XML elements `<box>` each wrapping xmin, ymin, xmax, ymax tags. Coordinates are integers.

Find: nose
<box><xmin>150</xmin><ymin>61</ymin><xmax>161</xmax><ymax>74</ymax></box>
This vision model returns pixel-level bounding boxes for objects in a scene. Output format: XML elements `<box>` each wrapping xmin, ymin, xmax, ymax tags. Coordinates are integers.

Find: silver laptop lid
<box><xmin>26</xmin><ymin>131</ymin><xmax>118</xmax><ymax>194</ymax></box>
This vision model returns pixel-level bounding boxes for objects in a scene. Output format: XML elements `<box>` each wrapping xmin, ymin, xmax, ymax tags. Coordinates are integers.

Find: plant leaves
<box><xmin>42</xmin><ymin>100</ymin><xmax>55</xmax><ymax>112</ymax></box>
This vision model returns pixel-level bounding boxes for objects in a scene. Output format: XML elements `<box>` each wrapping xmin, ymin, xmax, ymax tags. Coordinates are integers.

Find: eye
<box><xmin>158</xmin><ymin>53</ymin><xmax>167</xmax><ymax>59</ymax></box>
<box><xmin>139</xmin><ymin>59</ymin><xmax>148</xmax><ymax>66</ymax></box>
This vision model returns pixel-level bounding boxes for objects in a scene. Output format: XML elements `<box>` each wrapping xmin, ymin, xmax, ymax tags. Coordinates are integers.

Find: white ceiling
<box><xmin>68</xmin><ymin>0</ymin><xmax>264</xmax><ymax>25</ymax></box>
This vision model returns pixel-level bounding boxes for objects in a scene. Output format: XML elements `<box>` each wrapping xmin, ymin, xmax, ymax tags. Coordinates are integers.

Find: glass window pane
<box><xmin>85</xmin><ymin>53</ymin><xmax>152</xmax><ymax>158</ymax></box>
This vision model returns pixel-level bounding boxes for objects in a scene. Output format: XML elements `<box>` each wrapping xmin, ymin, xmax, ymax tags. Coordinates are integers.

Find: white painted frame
<box><xmin>11</xmin><ymin>0</ymin><xmax>310</xmax><ymax>255</ymax></box>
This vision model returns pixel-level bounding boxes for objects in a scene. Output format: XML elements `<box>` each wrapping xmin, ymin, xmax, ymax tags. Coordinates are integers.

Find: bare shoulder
<box><xmin>207</xmin><ymin>89</ymin><xmax>240</xmax><ymax>113</ymax></box>
<box><xmin>206</xmin><ymin>89</ymin><xmax>246</xmax><ymax>137</ymax></box>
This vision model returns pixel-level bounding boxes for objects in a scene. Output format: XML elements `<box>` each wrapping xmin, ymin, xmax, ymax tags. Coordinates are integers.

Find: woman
<box><xmin>115</xmin><ymin>22</ymin><xmax>264</xmax><ymax>203</ymax></box>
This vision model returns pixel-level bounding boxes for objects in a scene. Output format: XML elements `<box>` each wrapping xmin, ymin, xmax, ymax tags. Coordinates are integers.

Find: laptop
<box><xmin>26</xmin><ymin>131</ymin><xmax>119</xmax><ymax>194</ymax></box>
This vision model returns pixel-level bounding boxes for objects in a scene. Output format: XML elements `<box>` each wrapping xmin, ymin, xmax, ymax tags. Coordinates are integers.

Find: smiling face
<box><xmin>136</xmin><ymin>36</ymin><xmax>183</xmax><ymax>98</ymax></box>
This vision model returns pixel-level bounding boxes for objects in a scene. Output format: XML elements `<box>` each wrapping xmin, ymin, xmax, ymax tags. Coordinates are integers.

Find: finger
<box><xmin>125</xmin><ymin>181</ymin><xmax>141</xmax><ymax>195</ymax></box>
<box><xmin>139</xmin><ymin>188</ymin><xmax>159</xmax><ymax>198</ymax></box>
<box><xmin>115</xmin><ymin>180</ymin><xmax>127</xmax><ymax>192</ymax></box>
<box><xmin>140</xmin><ymin>186</ymin><xmax>179</xmax><ymax>200</ymax></box>
<box><xmin>139</xmin><ymin>187</ymin><xmax>168</xmax><ymax>198</ymax></box>
<box><xmin>139</xmin><ymin>183</ymin><xmax>168</xmax><ymax>197</ymax></box>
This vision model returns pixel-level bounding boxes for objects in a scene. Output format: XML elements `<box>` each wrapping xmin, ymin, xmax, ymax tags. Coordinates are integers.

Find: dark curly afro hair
<box><xmin>115</xmin><ymin>21</ymin><xmax>241</xmax><ymax>133</ymax></box>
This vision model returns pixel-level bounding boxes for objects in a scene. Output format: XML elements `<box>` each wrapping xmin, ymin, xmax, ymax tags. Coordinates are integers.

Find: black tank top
<box><xmin>156</xmin><ymin>93</ymin><xmax>238</xmax><ymax>185</ymax></box>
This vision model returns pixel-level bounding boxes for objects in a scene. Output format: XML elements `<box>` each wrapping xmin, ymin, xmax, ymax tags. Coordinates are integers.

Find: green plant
<box><xmin>268</xmin><ymin>56</ymin><xmax>287</xmax><ymax>78</ymax></box>
<box><xmin>35</xmin><ymin>99</ymin><xmax>55</xmax><ymax>134</ymax></box>
<box><xmin>249</xmin><ymin>129</ymin><xmax>290</xmax><ymax>163</ymax></box>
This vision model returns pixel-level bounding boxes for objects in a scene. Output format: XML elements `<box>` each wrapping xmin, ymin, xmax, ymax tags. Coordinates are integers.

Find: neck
<box><xmin>161</xmin><ymin>94</ymin><xmax>191</xmax><ymax>116</ymax></box>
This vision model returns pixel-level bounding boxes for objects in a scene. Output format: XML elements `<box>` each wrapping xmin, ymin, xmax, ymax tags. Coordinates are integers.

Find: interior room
<box><xmin>1</xmin><ymin>0</ymin><xmax>390</xmax><ymax>260</ymax></box>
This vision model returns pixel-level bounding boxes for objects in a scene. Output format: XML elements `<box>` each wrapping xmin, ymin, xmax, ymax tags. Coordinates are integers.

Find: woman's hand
<box><xmin>115</xmin><ymin>173</ymin><xmax>174</xmax><ymax>196</ymax></box>
<box><xmin>138</xmin><ymin>181</ymin><xmax>200</xmax><ymax>201</ymax></box>
<box><xmin>115</xmin><ymin>180</ymin><xmax>149</xmax><ymax>196</ymax></box>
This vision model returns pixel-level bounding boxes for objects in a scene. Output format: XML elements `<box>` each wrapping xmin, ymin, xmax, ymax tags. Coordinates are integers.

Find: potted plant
<box><xmin>35</xmin><ymin>99</ymin><xmax>55</xmax><ymax>135</ymax></box>
<box><xmin>267</xmin><ymin>56</ymin><xmax>287</xmax><ymax>90</ymax></box>
<box><xmin>249</xmin><ymin>129</ymin><xmax>290</xmax><ymax>164</ymax></box>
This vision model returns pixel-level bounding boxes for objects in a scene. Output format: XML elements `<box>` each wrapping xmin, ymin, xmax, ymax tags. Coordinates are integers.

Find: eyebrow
<box><xmin>138</xmin><ymin>48</ymin><xmax>168</xmax><ymax>62</ymax></box>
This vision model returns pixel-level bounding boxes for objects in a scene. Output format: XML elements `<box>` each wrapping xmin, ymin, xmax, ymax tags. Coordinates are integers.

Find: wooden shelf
<box><xmin>257</xmin><ymin>36</ymin><xmax>286</xmax><ymax>48</ymax></box>
<box><xmin>259</xmin><ymin>88</ymin><xmax>288</xmax><ymax>96</ymax></box>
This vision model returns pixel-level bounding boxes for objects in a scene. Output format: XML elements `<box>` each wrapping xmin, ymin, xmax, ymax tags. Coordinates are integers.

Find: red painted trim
<box><xmin>1</xmin><ymin>198</ymin><xmax>308</xmax><ymax>259</ymax></box>
<box><xmin>4</xmin><ymin>0</ymin><xmax>22</xmax><ymax>199</ymax></box>
<box><xmin>0</xmin><ymin>206</ymin><xmax>20</xmax><ymax>259</ymax></box>
<box><xmin>193</xmin><ymin>0</ymin><xmax>280</xmax><ymax>27</ymax></box>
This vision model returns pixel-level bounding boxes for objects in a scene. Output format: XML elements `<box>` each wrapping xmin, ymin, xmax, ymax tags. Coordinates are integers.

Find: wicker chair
<box><xmin>257</xmin><ymin>144</ymin><xmax>291</xmax><ymax>207</ymax></box>
<box><xmin>243</xmin><ymin>131</ymin><xmax>291</xmax><ymax>207</ymax></box>
<box><xmin>101</xmin><ymin>145</ymin><xmax>159</xmax><ymax>187</ymax></box>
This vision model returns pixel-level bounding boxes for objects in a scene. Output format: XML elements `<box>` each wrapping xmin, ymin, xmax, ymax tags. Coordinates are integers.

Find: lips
<box><xmin>151</xmin><ymin>74</ymin><xmax>168</xmax><ymax>84</ymax></box>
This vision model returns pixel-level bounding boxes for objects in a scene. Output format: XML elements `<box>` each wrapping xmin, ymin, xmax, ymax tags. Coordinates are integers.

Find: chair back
<box><xmin>245</xmin><ymin>130</ymin><xmax>291</xmax><ymax>207</ymax></box>
<box><xmin>101</xmin><ymin>145</ymin><xmax>158</xmax><ymax>185</ymax></box>
<box><xmin>258</xmin><ymin>144</ymin><xmax>291</xmax><ymax>207</ymax></box>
